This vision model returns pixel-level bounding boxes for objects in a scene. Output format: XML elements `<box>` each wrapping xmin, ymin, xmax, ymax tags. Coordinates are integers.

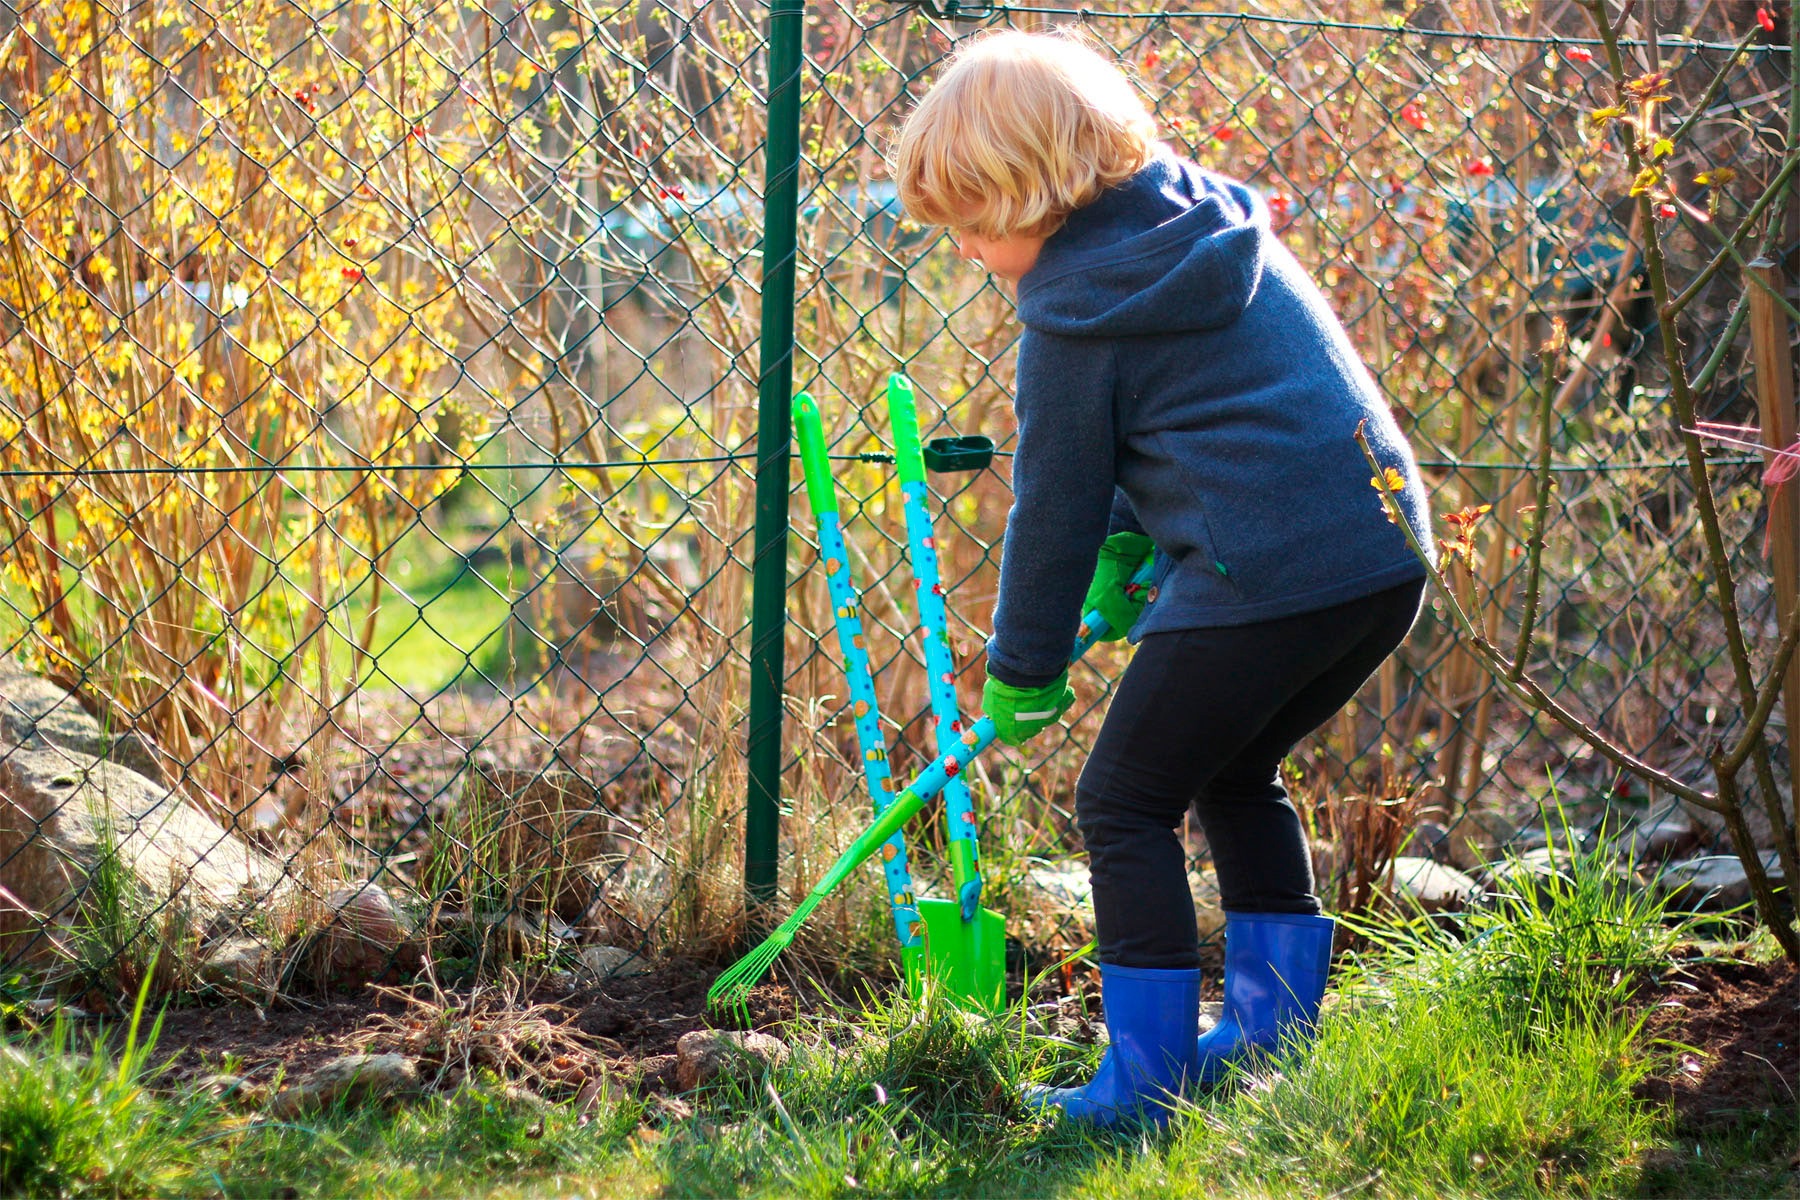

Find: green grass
<box><xmin>0</xmin><ymin>983</ymin><xmax>211</xmax><ymax>1198</ymax></box>
<box><xmin>354</xmin><ymin>552</ymin><xmax>534</xmax><ymax>693</ymax></box>
<box><xmin>4</xmin><ymin>837</ymin><xmax>1790</xmax><ymax>1199</ymax></box>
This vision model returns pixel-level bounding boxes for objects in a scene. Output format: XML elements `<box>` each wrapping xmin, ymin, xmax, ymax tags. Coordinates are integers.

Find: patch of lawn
<box><xmin>0</xmin><ymin>990</ymin><xmax>211</xmax><ymax>1198</ymax></box>
<box><xmin>349</xmin><ymin>542</ymin><xmax>536</xmax><ymax>695</ymax></box>
<box><xmin>4</xmin><ymin>836</ymin><xmax>1784</xmax><ymax>1199</ymax></box>
<box><xmin>201</xmin><ymin>1084</ymin><xmax>652</xmax><ymax>1200</ymax></box>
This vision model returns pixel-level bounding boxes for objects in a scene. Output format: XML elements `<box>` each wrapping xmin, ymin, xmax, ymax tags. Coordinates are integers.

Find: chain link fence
<box><xmin>0</xmin><ymin>0</ymin><xmax>1791</xmax><ymax>997</ymax></box>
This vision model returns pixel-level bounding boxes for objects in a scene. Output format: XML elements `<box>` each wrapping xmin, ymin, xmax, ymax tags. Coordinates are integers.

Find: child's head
<box><xmin>895</xmin><ymin>29</ymin><xmax>1158</xmax><ymax>240</ymax></box>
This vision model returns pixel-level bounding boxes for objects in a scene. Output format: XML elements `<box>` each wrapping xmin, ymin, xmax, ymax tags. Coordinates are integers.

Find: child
<box><xmin>895</xmin><ymin>30</ymin><xmax>1433</xmax><ymax>1126</ymax></box>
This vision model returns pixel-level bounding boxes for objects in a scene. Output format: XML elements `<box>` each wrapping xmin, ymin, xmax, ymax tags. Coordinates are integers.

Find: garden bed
<box><xmin>1635</xmin><ymin>955</ymin><xmax>1798</xmax><ymax>1131</ymax></box>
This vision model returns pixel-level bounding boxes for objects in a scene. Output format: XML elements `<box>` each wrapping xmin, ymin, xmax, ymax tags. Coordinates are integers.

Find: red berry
<box><xmin>1399</xmin><ymin>102</ymin><xmax>1426</xmax><ymax>130</ymax></box>
<box><xmin>1268</xmin><ymin>193</ymin><xmax>1292</xmax><ymax>220</ymax></box>
<box><xmin>1656</xmin><ymin>202</ymin><xmax>1678</xmax><ymax>219</ymax></box>
<box><xmin>1467</xmin><ymin>158</ymin><xmax>1495</xmax><ymax>178</ymax></box>
<box><xmin>1757</xmin><ymin>7</ymin><xmax>1776</xmax><ymax>33</ymax></box>
<box><xmin>1565</xmin><ymin>46</ymin><xmax>1594</xmax><ymax>63</ymax></box>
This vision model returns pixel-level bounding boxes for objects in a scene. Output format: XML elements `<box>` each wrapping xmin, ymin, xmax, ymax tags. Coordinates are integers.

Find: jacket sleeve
<box><xmin>986</xmin><ymin>330</ymin><xmax>1118</xmax><ymax>688</ymax></box>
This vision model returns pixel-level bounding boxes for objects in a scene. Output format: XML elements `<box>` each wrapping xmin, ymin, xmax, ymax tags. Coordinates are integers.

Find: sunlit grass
<box><xmin>2</xmin><ymin>837</ymin><xmax>1782</xmax><ymax>1199</ymax></box>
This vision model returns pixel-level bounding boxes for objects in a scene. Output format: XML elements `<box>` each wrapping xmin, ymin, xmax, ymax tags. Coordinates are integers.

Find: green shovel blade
<box><xmin>911</xmin><ymin>899</ymin><xmax>1006</xmax><ymax>1014</ymax></box>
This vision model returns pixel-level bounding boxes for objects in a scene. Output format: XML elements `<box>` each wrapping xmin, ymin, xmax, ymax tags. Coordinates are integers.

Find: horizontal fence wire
<box><xmin>0</xmin><ymin>0</ymin><xmax>1791</xmax><ymax>999</ymax></box>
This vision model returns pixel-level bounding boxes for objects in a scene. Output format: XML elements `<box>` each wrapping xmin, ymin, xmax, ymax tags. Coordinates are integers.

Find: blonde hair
<box><xmin>894</xmin><ymin>29</ymin><xmax>1158</xmax><ymax>239</ymax></box>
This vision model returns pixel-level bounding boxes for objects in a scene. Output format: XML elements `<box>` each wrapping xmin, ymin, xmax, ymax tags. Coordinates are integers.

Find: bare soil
<box><xmin>151</xmin><ymin>958</ymin><xmax>806</xmax><ymax>1097</ymax></box>
<box><xmin>1634</xmin><ymin>955</ymin><xmax>1798</xmax><ymax>1131</ymax></box>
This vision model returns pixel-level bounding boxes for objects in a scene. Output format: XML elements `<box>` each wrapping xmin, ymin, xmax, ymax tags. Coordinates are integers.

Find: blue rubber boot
<box><xmin>1196</xmin><ymin>911</ymin><xmax>1335</xmax><ymax>1086</ymax></box>
<box><xmin>1025</xmin><ymin>963</ymin><xmax>1201</xmax><ymax>1127</ymax></box>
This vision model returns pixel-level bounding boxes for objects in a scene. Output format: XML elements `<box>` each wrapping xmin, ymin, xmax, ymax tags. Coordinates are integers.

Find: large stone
<box><xmin>0</xmin><ymin>742</ymin><xmax>288</xmax><ymax>965</ymax></box>
<box><xmin>296</xmin><ymin>884</ymin><xmax>423</xmax><ymax>988</ymax></box>
<box><xmin>1023</xmin><ymin>861</ymin><xmax>1223</xmax><ymax>941</ymax></box>
<box><xmin>1444</xmin><ymin>808</ymin><xmax>1523</xmax><ymax>872</ymax></box>
<box><xmin>1024</xmin><ymin>862</ymin><xmax>1090</xmax><ymax>911</ymax></box>
<box><xmin>1391</xmin><ymin>857</ymin><xmax>1481</xmax><ymax>914</ymax></box>
<box><xmin>1405</xmin><ymin>821</ymin><xmax>1455</xmax><ymax>865</ymax></box>
<box><xmin>0</xmin><ymin>663</ymin><xmax>167</xmax><ymax>786</ymax></box>
<box><xmin>268</xmin><ymin>1053</ymin><xmax>422</xmax><ymax>1117</ymax></box>
<box><xmin>578</xmin><ymin>944</ymin><xmax>652</xmax><ymax>979</ymax></box>
<box><xmin>1656</xmin><ymin>852</ymin><xmax>1787</xmax><ymax>912</ymax></box>
<box><xmin>674</xmin><ymin>1029</ymin><xmax>789</xmax><ymax>1091</ymax></box>
<box><xmin>199</xmin><ymin>935</ymin><xmax>274</xmax><ymax>993</ymax></box>
<box><xmin>1189</xmin><ymin>867</ymin><xmax>1225</xmax><ymax>942</ymax></box>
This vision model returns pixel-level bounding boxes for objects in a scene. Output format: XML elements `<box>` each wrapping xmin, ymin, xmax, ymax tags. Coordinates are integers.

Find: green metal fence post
<box><xmin>745</xmin><ymin>0</ymin><xmax>806</xmax><ymax>907</ymax></box>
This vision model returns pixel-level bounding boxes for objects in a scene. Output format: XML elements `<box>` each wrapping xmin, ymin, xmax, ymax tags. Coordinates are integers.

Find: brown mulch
<box><xmin>1634</xmin><ymin>955</ymin><xmax>1799</xmax><ymax>1132</ymax></box>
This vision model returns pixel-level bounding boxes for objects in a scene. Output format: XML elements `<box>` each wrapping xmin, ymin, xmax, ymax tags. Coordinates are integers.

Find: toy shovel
<box><xmin>887</xmin><ymin>374</ymin><xmax>1005</xmax><ymax>1013</ymax></box>
<box><xmin>707</xmin><ymin>561</ymin><xmax>1152</xmax><ymax>1015</ymax></box>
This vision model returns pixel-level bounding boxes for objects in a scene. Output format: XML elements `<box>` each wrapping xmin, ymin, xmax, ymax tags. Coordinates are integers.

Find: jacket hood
<box><xmin>1016</xmin><ymin>153</ymin><xmax>1268</xmax><ymax>337</ymax></box>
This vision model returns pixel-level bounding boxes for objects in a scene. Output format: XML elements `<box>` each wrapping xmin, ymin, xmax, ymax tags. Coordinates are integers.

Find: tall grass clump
<box><xmin>0</xmin><ymin>985</ymin><xmax>208</xmax><ymax>1197</ymax></box>
<box><xmin>1101</xmin><ymin>830</ymin><xmax>1691</xmax><ymax>1196</ymax></box>
<box><xmin>1353</xmin><ymin>821</ymin><xmax>1691</xmax><ymax>1020</ymax></box>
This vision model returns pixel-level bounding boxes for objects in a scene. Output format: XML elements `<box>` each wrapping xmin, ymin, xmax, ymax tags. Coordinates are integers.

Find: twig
<box><xmin>1353</xmin><ymin>422</ymin><xmax>1716</xmax><ymax>809</ymax></box>
<box><xmin>1722</xmin><ymin>591</ymin><xmax>1800</xmax><ymax>777</ymax></box>
<box><xmin>1662</xmin><ymin>24</ymin><xmax>1761</xmax><ymax>150</ymax></box>
<box><xmin>1689</xmin><ymin>289</ymin><xmax>1750</xmax><ymax>394</ymax></box>
<box><xmin>1510</xmin><ymin>336</ymin><xmax>1560</xmax><ymax>680</ymax></box>
<box><xmin>1663</xmin><ymin>153</ymin><xmax>1800</xmax><ymax>320</ymax></box>
<box><xmin>1592</xmin><ymin>0</ymin><xmax>1800</xmax><ymax>957</ymax></box>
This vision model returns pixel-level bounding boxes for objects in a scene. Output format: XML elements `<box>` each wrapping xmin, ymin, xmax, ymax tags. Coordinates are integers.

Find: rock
<box><xmin>1189</xmin><ymin>868</ymin><xmax>1225</xmax><ymax>942</ymax></box>
<box><xmin>1444</xmin><ymin>808</ymin><xmax>1522</xmax><ymax>872</ymax></box>
<box><xmin>419</xmin><ymin>765</ymin><xmax>621</xmax><ymax>919</ymax></box>
<box><xmin>1198</xmin><ymin>1001</ymin><xmax>1224</xmax><ymax>1037</ymax></box>
<box><xmin>268</xmin><ymin>1054</ymin><xmax>422</xmax><ymax>1117</ymax></box>
<box><xmin>647</xmin><ymin>1093</ymin><xmax>695</xmax><ymax>1122</ymax></box>
<box><xmin>674</xmin><ymin>1029</ymin><xmax>789</xmax><ymax>1091</ymax></box>
<box><xmin>1656</xmin><ymin>852</ymin><xmax>1787</xmax><ymax>912</ymax></box>
<box><xmin>299</xmin><ymin>884</ymin><xmax>421</xmax><ymax>987</ymax></box>
<box><xmin>495</xmin><ymin>1082</ymin><xmax>549</xmax><ymax>1109</ymax></box>
<box><xmin>0</xmin><ymin>742</ymin><xmax>288</xmax><ymax>965</ymax></box>
<box><xmin>1604</xmin><ymin>803</ymin><xmax>1701</xmax><ymax>865</ymax></box>
<box><xmin>1023</xmin><ymin>862</ymin><xmax>1222</xmax><ymax>942</ymax></box>
<box><xmin>191</xmin><ymin>1072</ymin><xmax>268</xmax><ymax>1107</ymax></box>
<box><xmin>24</xmin><ymin>999</ymin><xmax>93</xmax><ymax>1023</ymax></box>
<box><xmin>1391</xmin><ymin>857</ymin><xmax>1481</xmax><ymax>915</ymax></box>
<box><xmin>0</xmin><ymin>662</ymin><xmax>168</xmax><ymax>786</ymax></box>
<box><xmin>578</xmin><ymin>945</ymin><xmax>652</xmax><ymax>979</ymax></box>
<box><xmin>199</xmin><ymin>935</ymin><xmax>273</xmax><ymax>993</ymax></box>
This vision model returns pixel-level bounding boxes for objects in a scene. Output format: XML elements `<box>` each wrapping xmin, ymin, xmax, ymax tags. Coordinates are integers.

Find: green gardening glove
<box><xmin>1083</xmin><ymin>531</ymin><xmax>1155</xmax><ymax>642</ymax></box>
<box><xmin>983</xmin><ymin>672</ymin><xmax>1076</xmax><ymax>748</ymax></box>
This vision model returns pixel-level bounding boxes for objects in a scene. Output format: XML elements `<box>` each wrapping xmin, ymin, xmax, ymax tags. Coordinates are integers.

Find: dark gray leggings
<box><xmin>1076</xmin><ymin>578</ymin><xmax>1425</xmax><ymax>969</ymax></box>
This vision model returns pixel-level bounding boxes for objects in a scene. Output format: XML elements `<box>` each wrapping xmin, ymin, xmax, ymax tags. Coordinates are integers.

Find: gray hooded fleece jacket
<box><xmin>985</xmin><ymin>152</ymin><xmax>1434</xmax><ymax>689</ymax></box>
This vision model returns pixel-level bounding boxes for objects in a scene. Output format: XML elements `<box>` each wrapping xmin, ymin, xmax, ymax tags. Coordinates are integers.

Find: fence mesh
<box><xmin>0</xmin><ymin>0</ymin><xmax>1791</xmax><ymax>996</ymax></box>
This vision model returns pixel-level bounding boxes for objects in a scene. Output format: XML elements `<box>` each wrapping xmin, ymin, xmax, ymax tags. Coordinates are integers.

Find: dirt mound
<box><xmin>1635</xmin><ymin>956</ymin><xmax>1798</xmax><ymax>1131</ymax></box>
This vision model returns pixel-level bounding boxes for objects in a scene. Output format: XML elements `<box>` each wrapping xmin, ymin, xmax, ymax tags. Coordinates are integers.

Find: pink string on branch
<box><xmin>1687</xmin><ymin>421</ymin><xmax>1800</xmax><ymax>558</ymax></box>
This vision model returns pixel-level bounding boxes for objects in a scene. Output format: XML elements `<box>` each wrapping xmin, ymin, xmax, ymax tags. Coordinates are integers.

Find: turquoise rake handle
<box><xmin>886</xmin><ymin>374</ymin><xmax>985</xmax><ymax>921</ymax></box>
<box><xmin>807</xmin><ymin>555</ymin><xmax>1156</xmax><ymax>902</ymax></box>
<box><xmin>793</xmin><ymin>393</ymin><xmax>923</xmax><ymax>950</ymax></box>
